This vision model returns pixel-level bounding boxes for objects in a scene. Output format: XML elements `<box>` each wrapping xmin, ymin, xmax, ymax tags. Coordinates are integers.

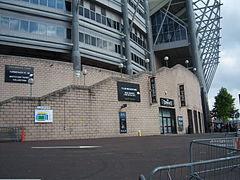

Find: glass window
<box><xmin>116</xmin><ymin>22</ymin><xmax>120</xmax><ymax>31</ymax></box>
<box><xmin>30</xmin><ymin>0</ymin><xmax>39</xmax><ymax>4</ymax></box>
<box><xmin>85</xmin><ymin>34</ymin><xmax>90</xmax><ymax>44</ymax></box>
<box><xmin>96</xmin><ymin>13</ymin><xmax>101</xmax><ymax>23</ymax></box>
<box><xmin>56</xmin><ymin>26</ymin><xmax>65</xmax><ymax>37</ymax></box>
<box><xmin>48</xmin><ymin>0</ymin><xmax>56</xmax><ymax>8</ymax></box>
<box><xmin>103</xmin><ymin>40</ymin><xmax>107</xmax><ymax>49</ymax></box>
<box><xmin>91</xmin><ymin>36</ymin><xmax>96</xmax><ymax>46</ymax></box>
<box><xmin>20</xmin><ymin>20</ymin><xmax>29</xmax><ymax>32</ymax></box>
<box><xmin>108</xmin><ymin>42</ymin><xmax>114</xmax><ymax>51</ymax></box>
<box><xmin>38</xmin><ymin>23</ymin><xmax>47</xmax><ymax>35</ymax></box>
<box><xmin>97</xmin><ymin>38</ymin><xmax>102</xmax><ymax>48</ymax></box>
<box><xmin>79</xmin><ymin>0</ymin><xmax>83</xmax><ymax>6</ymax></box>
<box><xmin>107</xmin><ymin>18</ymin><xmax>112</xmax><ymax>27</ymax></box>
<box><xmin>1</xmin><ymin>16</ymin><xmax>9</xmax><ymax>29</ymax></box>
<box><xmin>90</xmin><ymin>11</ymin><xmax>95</xmax><ymax>21</ymax></box>
<box><xmin>9</xmin><ymin>18</ymin><xmax>19</xmax><ymax>31</ymax></box>
<box><xmin>40</xmin><ymin>0</ymin><xmax>47</xmax><ymax>6</ymax></box>
<box><xmin>113</xmin><ymin>21</ymin><xmax>117</xmax><ymax>29</ymax></box>
<box><xmin>22</xmin><ymin>0</ymin><xmax>30</xmax><ymax>2</ymax></box>
<box><xmin>67</xmin><ymin>28</ymin><xmax>71</xmax><ymax>39</ymax></box>
<box><xmin>57</xmin><ymin>0</ymin><xmax>64</xmax><ymax>9</ymax></box>
<box><xmin>102</xmin><ymin>16</ymin><xmax>106</xmax><ymax>25</ymax></box>
<box><xmin>29</xmin><ymin>21</ymin><xmax>38</xmax><ymax>33</ymax></box>
<box><xmin>65</xmin><ymin>1</ymin><xmax>71</xmax><ymax>12</ymax></box>
<box><xmin>47</xmin><ymin>25</ymin><xmax>57</xmax><ymax>37</ymax></box>
<box><xmin>79</xmin><ymin>32</ymin><xmax>84</xmax><ymax>42</ymax></box>
<box><xmin>79</xmin><ymin>7</ymin><xmax>83</xmax><ymax>16</ymax></box>
<box><xmin>84</xmin><ymin>8</ymin><xmax>90</xmax><ymax>18</ymax></box>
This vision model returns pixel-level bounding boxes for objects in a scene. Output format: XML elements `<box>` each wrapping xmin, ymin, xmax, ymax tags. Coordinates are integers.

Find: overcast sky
<box><xmin>208</xmin><ymin>0</ymin><xmax>240</xmax><ymax>110</ymax></box>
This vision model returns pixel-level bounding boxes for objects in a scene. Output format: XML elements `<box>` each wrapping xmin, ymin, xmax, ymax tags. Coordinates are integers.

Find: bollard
<box><xmin>21</xmin><ymin>128</ymin><xmax>26</xmax><ymax>142</ymax></box>
<box><xmin>138</xmin><ymin>130</ymin><xmax>142</xmax><ymax>136</ymax></box>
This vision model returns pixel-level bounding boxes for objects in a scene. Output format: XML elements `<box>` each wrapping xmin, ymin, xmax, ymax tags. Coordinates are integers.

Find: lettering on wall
<box><xmin>179</xmin><ymin>85</ymin><xmax>186</xmax><ymax>107</ymax></box>
<box><xmin>150</xmin><ymin>77</ymin><xmax>157</xmax><ymax>103</ymax></box>
<box><xmin>160</xmin><ymin>98</ymin><xmax>174</xmax><ymax>107</ymax></box>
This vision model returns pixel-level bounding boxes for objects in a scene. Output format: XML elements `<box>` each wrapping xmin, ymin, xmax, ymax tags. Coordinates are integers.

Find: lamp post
<box><xmin>118</xmin><ymin>63</ymin><xmax>124</xmax><ymax>77</ymax></box>
<box><xmin>82</xmin><ymin>69</ymin><xmax>87</xmax><ymax>86</ymax></box>
<box><xmin>164</xmin><ymin>56</ymin><xmax>169</xmax><ymax>67</ymax></box>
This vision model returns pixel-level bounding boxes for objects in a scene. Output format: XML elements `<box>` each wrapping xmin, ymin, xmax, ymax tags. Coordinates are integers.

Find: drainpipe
<box><xmin>121</xmin><ymin>0</ymin><xmax>133</xmax><ymax>75</ymax></box>
<box><xmin>72</xmin><ymin>0</ymin><xmax>81</xmax><ymax>73</ymax></box>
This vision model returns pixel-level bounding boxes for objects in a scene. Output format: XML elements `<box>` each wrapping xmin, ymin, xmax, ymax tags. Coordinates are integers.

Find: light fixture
<box><xmin>164</xmin><ymin>56</ymin><xmax>169</xmax><ymax>67</ymax></box>
<box><xmin>145</xmin><ymin>58</ymin><xmax>150</xmax><ymax>63</ymax></box>
<box><xmin>118</xmin><ymin>63</ymin><xmax>124</xmax><ymax>77</ymax></box>
<box><xmin>28</xmin><ymin>76</ymin><xmax>34</xmax><ymax>97</ymax></box>
<box><xmin>185</xmin><ymin>60</ymin><xmax>189</xmax><ymax>68</ymax></box>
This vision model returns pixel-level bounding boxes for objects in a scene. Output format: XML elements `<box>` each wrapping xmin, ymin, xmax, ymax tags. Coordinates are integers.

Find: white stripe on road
<box><xmin>32</xmin><ymin>146</ymin><xmax>101</xmax><ymax>149</ymax></box>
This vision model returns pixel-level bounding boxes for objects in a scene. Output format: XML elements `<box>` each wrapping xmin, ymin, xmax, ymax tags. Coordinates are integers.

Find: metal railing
<box><xmin>0</xmin><ymin>126</ymin><xmax>23</xmax><ymax>141</ymax></box>
<box><xmin>139</xmin><ymin>155</ymin><xmax>240</xmax><ymax>180</ymax></box>
<box><xmin>190</xmin><ymin>137</ymin><xmax>240</xmax><ymax>162</ymax></box>
<box><xmin>139</xmin><ymin>137</ymin><xmax>240</xmax><ymax>180</ymax></box>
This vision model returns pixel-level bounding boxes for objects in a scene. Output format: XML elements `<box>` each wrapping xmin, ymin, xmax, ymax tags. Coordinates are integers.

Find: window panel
<box><xmin>97</xmin><ymin>38</ymin><xmax>102</xmax><ymax>48</ymax></box>
<box><xmin>90</xmin><ymin>11</ymin><xmax>95</xmax><ymax>21</ymax></box>
<box><xmin>1</xmin><ymin>16</ymin><xmax>9</xmax><ymax>29</ymax></box>
<box><xmin>10</xmin><ymin>18</ymin><xmax>20</xmax><ymax>31</ymax></box>
<box><xmin>103</xmin><ymin>40</ymin><xmax>107</xmax><ymax>49</ymax></box>
<box><xmin>56</xmin><ymin>26</ymin><xmax>65</xmax><ymax>37</ymax></box>
<box><xmin>84</xmin><ymin>8</ymin><xmax>90</xmax><ymax>18</ymax></box>
<box><xmin>65</xmin><ymin>1</ymin><xmax>71</xmax><ymax>12</ymax></box>
<box><xmin>96</xmin><ymin>13</ymin><xmax>101</xmax><ymax>23</ymax></box>
<box><xmin>57</xmin><ymin>0</ymin><xmax>64</xmax><ymax>9</ymax></box>
<box><xmin>20</xmin><ymin>20</ymin><xmax>29</xmax><ymax>32</ymax></box>
<box><xmin>47</xmin><ymin>25</ymin><xmax>57</xmax><ymax>37</ymax></box>
<box><xmin>30</xmin><ymin>0</ymin><xmax>39</xmax><ymax>4</ymax></box>
<box><xmin>79</xmin><ymin>7</ymin><xmax>83</xmax><ymax>16</ymax></box>
<box><xmin>101</xmin><ymin>16</ymin><xmax>106</xmax><ymax>25</ymax></box>
<box><xmin>29</xmin><ymin>21</ymin><xmax>38</xmax><ymax>33</ymax></box>
<box><xmin>67</xmin><ymin>28</ymin><xmax>71</xmax><ymax>39</ymax></box>
<box><xmin>85</xmin><ymin>34</ymin><xmax>90</xmax><ymax>44</ymax></box>
<box><xmin>79</xmin><ymin>32</ymin><xmax>84</xmax><ymax>42</ymax></box>
<box><xmin>91</xmin><ymin>36</ymin><xmax>96</xmax><ymax>46</ymax></box>
<box><xmin>107</xmin><ymin>18</ymin><xmax>112</xmax><ymax>27</ymax></box>
<box><xmin>48</xmin><ymin>0</ymin><xmax>56</xmax><ymax>8</ymax></box>
<box><xmin>38</xmin><ymin>24</ymin><xmax>47</xmax><ymax>35</ymax></box>
<box><xmin>40</xmin><ymin>0</ymin><xmax>47</xmax><ymax>6</ymax></box>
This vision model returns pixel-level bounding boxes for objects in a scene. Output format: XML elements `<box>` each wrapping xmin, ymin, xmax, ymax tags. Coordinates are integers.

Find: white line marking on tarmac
<box><xmin>32</xmin><ymin>146</ymin><xmax>101</xmax><ymax>149</ymax></box>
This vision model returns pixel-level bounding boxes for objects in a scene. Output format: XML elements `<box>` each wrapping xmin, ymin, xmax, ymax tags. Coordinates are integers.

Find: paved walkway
<box><xmin>0</xmin><ymin>134</ymin><xmax>225</xmax><ymax>180</ymax></box>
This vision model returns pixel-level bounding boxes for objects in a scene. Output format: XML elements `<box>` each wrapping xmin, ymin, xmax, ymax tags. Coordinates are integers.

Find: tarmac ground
<box><xmin>0</xmin><ymin>133</ymin><xmax>227</xmax><ymax>180</ymax></box>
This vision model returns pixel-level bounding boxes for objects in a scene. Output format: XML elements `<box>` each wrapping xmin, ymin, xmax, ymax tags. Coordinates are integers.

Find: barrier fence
<box><xmin>139</xmin><ymin>137</ymin><xmax>240</xmax><ymax>180</ymax></box>
<box><xmin>0</xmin><ymin>126</ymin><xmax>23</xmax><ymax>141</ymax></box>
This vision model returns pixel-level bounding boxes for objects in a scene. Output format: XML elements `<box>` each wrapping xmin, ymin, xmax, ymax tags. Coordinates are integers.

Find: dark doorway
<box><xmin>159</xmin><ymin>108</ymin><xmax>176</xmax><ymax>134</ymax></box>
<box><xmin>187</xmin><ymin>109</ymin><xmax>194</xmax><ymax>134</ymax></box>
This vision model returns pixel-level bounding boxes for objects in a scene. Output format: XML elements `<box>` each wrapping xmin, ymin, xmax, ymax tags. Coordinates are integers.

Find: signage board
<box><xmin>160</xmin><ymin>98</ymin><xmax>174</xmax><ymax>107</ymax></box>
<box><xmin>119</xmin><ymin>112</ymin><xmax>127</xmax><ymax>133</ymax></box>
<box><xmin>5</xmin><ymin>65</ymin><xmax>34</xmax><ymax>83</ymax></box>
<box><xmin>117</xmin><ymin>81</ymin><xmax>140</xmax><ymax>102</ymax></box>
<box><xmin>179</xmin><ymin>85</ymin><xmax>186</xmax><ymax>107</ymax></box>
<box><xmin>150</xmin><ymin>77</ymin><xmax>157</xmax><ymax>103</ymax></box>
<box><xmin>178</xmin><ymin>116</ymin><xmax>184</xmax><ymax>131</ymax></box>
<box><xmin>35</xmin><ymin>109</ymin><xmax>53</xmax><ymax>123</ymax></box>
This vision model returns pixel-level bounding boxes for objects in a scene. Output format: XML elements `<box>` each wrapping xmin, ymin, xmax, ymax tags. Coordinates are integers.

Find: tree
<box><xmin>211</xmin><ymin>87</ymin><xmax>236</xmax><ymax>124</ymax></box>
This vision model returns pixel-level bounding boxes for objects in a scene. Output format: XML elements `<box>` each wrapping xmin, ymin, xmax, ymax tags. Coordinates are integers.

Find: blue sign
<box><xmin>119</xmin><ymin>112</ymin><xmax>127</xmax><ymax>133</ymax></box>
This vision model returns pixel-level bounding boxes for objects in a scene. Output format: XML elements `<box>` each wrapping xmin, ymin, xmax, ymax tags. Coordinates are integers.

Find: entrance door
<box><xmin>160</xmin><ymin>108</ymin><xmax>176</xmax><ymax>134</ymax></box>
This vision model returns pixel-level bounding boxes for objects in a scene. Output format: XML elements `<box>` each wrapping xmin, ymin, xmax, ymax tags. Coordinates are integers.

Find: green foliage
<box><xmin>212</xmin><ymin>87</ymin><xmax>236</xmax><ymax>123</ymax></box>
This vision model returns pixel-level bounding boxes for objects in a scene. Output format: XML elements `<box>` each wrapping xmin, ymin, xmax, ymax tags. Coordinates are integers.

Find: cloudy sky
<box><xmin>208</xmin><ymin>0</ymin><xmax>240</xmax><ymax>110</ymax></box>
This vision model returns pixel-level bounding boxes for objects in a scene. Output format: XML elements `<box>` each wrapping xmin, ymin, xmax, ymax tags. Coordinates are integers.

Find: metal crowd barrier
<box><xmin>139</xmin><ymin>137</ymin><xmax>240</xmax><ymax>180</ymax></box>
<box><xmin>190</xmin><ymin>137</ymin><xmax>240</xmax><ymax>162</ymax></box>
<box><xmin>0</xmin><ymin>126</ymin><xmax>23</xmax><ymax>141</ymax></box>
<box><xmin>139</xmin><ymin>155</ymin><xmax>240</xmax><ymax>180</ymax></box>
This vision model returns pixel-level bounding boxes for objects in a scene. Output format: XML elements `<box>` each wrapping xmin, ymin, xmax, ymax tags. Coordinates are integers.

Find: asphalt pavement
<box><xmin>0</xmin><ymin>134</ymin><xmax>225</xmax><ymax>180</ymax></box>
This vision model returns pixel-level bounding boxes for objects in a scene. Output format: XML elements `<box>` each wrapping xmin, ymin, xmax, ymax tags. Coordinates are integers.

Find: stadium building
<box><xmin>0</xmin><ymin>0</ymin><xmax>221</xmax><ymax>140</ymax></box>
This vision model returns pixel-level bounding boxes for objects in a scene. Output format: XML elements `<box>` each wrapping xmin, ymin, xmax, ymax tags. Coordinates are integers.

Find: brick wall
<box><xmin>0</xmin><ymin>55</ymin><xmax>123</xmax><ymax>102</ymax></box>
<box><xmin>0</xmin><ymin>56</ymin><xmax>204</xmax><ymax>140</ymax></box>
